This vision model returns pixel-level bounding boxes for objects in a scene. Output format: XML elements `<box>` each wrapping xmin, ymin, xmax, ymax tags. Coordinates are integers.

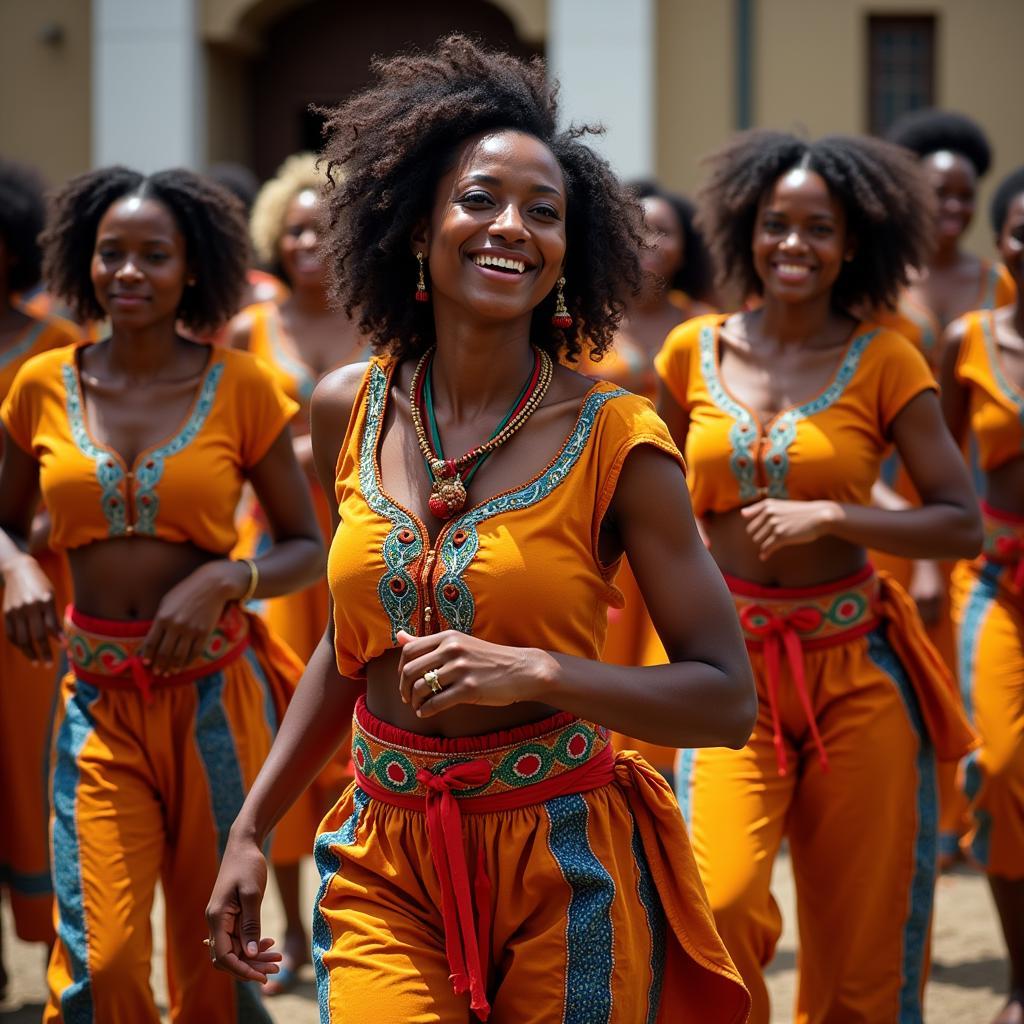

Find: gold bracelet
<box><xmin>237</xmin><ymin>558</ymin><xmax>259</xmax><ymax>603</ymax></box>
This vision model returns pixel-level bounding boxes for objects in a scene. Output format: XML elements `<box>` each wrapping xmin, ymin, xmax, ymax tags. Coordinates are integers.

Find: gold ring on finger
<box><xmin>425</xmin><ymin>668</ymin><xmax>443</xmax><ymax>694</ymax></box>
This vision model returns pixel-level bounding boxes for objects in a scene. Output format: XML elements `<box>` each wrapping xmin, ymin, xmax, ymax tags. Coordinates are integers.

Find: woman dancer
<box><xmin>0</xmin><ymin>166</ymin><xmax>322</xmax><ymax>1023</ymax></box>
<box><xmin>231</xmin><ymin>152</ymin><xmax>367</xmax><ymax>994</ymax></box>
<box><xmin>657</xmin><ymin>130</ymin><xmax>980</xmax><ymax>1024</ymax></box>
<box><xmin>208</xmin><ymin>36</ymin><xmax>755</xmax><ymax>1023</ymax></box>
<box><xmin>0</xmin><ymin>157</ymin><xmax>79</xmax><ymax>1000</ymax></box>
<box><xmin>943</xmin><ymin>165</ymin><xmax>1024</xmax><ymax>1024</ymax></box>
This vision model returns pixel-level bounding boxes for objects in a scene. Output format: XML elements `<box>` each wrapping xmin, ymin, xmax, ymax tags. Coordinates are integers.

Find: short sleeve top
<box><xmin>326</xmin><ymin>357</ymin><xmax>685</xmax><ymax>679</ymax></box>
<box><xmin>1</xmin><ymin>343</ymin><xmax>297</xmax><ymax>553</ymax></box>
<box><xmin>654</xmin><ymin>314</ymin><xmax>937</xmax><ymax>519</ymax></box>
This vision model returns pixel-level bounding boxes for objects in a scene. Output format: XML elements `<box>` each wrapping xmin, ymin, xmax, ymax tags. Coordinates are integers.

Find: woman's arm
<box><xmin>397</xmin><ymin>443</ymin><xmax>757</xmax><ymax>750</ymax></box>
<box><xmin>206</xmin><ymin>363</ymin><xmax>367</xmax><ymax>981</ymax></box>
<box><xmin>741</xmin><ymin>390</ymin><xmax>981</xmax><ymax>560</ymax></box>
<box><xmin>0</xmin><ymin>428</ymin><xmax>61</xmax><ymax>664</ymax></box>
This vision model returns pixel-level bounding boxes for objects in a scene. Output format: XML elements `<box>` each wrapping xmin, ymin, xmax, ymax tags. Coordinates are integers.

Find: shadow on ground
<box><xmin>0</xmin><ymin>1002</ymin><xmax>45</xmax><ymax>1022</ymax></box>
<box><xmin>931</xmin><ymin>956</ymin><xmax>1004</xmax><ymax>992</ymax></box>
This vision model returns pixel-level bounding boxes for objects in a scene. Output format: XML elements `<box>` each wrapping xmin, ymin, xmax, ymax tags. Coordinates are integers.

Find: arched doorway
<box><xmin>245</xmin><ymin>0</ymin><xmax>542</xmax><ymax>179</ymax></box>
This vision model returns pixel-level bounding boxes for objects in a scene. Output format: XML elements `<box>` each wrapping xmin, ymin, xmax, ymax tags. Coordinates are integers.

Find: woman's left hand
<box><xmin>741</xmin><ymin>499</ymin><xmax>842</xmax><ymax>559</ymax></box>
<box><xmin>139</xmin><ymin>560</ymin><xmax>248</xmax><ymax>676</ymax></box>
<box><xmin>396</xmin><ymin>629</ymin><xmax>549</xmax><ymax>717</ymax></box>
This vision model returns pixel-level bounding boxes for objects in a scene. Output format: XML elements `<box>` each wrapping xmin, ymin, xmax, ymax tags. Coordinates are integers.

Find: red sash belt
<box><xmin>727</xmin><ymin>565</ymin><xmax>880</xmax><ymax>777</ymax></box>
<box><xmin>64</xmin><ymin>604</ymin><xmax>250</xmax><ymax>703</ymax></box>
<box><xmin>982</xmin><ymin>501</ymin><xmax>1024</xmax><ymax>589</ymax></box>
<box><xmin>351</xmin><ymin>698</ymin><xmax>615</xmax><ymax>1022</ymax></box>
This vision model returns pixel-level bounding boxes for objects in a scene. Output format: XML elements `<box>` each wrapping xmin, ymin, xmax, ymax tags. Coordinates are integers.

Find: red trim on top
<box><xmin>68</xmin><ymin>605</ymin><xmax>151</xmax><ymax>637</ymax></box>
<box><xmin>354</xmin><ymin>695</ymin><xmax>577</xmax><ymax>754</ymax></box>
<box><xmin>721</xmin><ymin>563</ymin><xmax>875</xmax><ymax>600</ymax></box>
<box><xmin>981</xmin><ymin>500</ymin><xmax>1024</xmax><ymax>525</ymax></box>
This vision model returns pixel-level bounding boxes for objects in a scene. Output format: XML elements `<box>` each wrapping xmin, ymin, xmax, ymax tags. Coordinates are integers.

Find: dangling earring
<box><xmin>551</xmin><ymin>276</ymin><xmax>572</xmax><ymax>329</ymax></box>
<box><xmin>414</xmin><ymin>252</ymin><xmax>429</xmax><ymax>303</ymax></box>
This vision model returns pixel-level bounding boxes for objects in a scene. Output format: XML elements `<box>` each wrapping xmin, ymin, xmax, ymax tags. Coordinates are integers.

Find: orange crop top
<box><xmin>0</xmin><ymin>344</ymin><xmax>297</xmax><ymax>553</ymax></box>
<box><xmin>955</xmin><ymin>311</ymin><xmax>1024</xmax><ymax>473</ymax></box>
<box><xmin>326</xmin><ymin>357</ymin><xmax>685</xmax><ymax>679</ymax></box>
<box><xmin>243</xmin><ymin>301</ymin><xmax>318</xmax><ymax>406</ymax></box>
<box><xmin>654</xmin><ymin>314</ymin><xmax>937</xmax><ymax>519</ymax></box>
<box><xmin>1</xmin><ymin>315</ymin><xmax>80</xmax><ymax>405</ymax></box>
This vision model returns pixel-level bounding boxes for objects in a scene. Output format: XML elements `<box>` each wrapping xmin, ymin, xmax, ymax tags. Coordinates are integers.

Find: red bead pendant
<box><xmin>552</xmin><ymin>314</ymin><xmax>573</xmax><ymax>329</ymax></box>
<box><xmin>415</xmin><ymin>289</ymin><xmax>429</xmax><ymax>303</ymax></box>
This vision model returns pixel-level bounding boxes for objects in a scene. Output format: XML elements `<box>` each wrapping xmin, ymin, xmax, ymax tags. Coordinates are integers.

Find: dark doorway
<box><xmin>249</xmin><ymin>0</ymin><xmax>542</xmax><ymax>180</ymax></box>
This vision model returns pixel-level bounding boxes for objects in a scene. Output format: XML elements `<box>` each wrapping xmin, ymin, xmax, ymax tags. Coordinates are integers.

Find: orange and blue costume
<box><xmin>314</xmin><ymin>357</ymin><xmax>750</xmax><ymax>1022</ymax></box>
<box><xmin>949</xmin><ymin>311</ymin><xmax>1024</xmax><ymax>878</ymax></box>
<box><xmin>656</xmin><ymin>315</ymin><xmax>976</xmax><ymax>1024</ymax></box>
<box><xmin>1</xmin><ymin>342</ymin><xmax>302</xmax><ymax>1024</ymax></box>
<box><xmin>0</xmin><ymin>314</ymin><xmax>79</xmax><ymax>946</ymax></box>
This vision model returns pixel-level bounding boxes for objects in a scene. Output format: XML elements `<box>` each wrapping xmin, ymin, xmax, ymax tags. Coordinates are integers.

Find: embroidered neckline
<box><xmin>358</xmin><ymin>358</ymin><xmax>625</xmax><ymax>638</ymax></box>
<box><xmin>980</xmin><ymin>313</ymin><xmax>1024</xmax><ymax>437</ymax></box>
<box><xmin>63</xmin><ymin>347</ymin><xmax>225</xmax><ymax>536</ymax></box>
<box><xmin>264</xmin><ymin>305</ymin><xmax>316</xmax><ymax>405</ymax></box>
<box><xmin>700</xmin><ymin>321</ymin><xmax>877</xmax><ymax>500</ymax></box>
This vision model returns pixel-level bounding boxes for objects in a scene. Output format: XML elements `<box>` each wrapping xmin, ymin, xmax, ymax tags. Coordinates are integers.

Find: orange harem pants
<box><xmin>676</xmin><ymin>566</ymin><xmax>975</xmax><ymax>1024</ymax></box>
<box><xmin>44</xmin><ymin>605</ymin><xmax>301</xmax><ymax>1024</ymax></box>
<box><xmin>313</xmin><ymin>695</ymin><xmax>750</xmax><ymax>1023</ymax></box>
<box><xmin>0</xmin><ymin>547</ymin><xmax>69</xmax><ymax>944</ymax></box>
<box><xmin>950</xmin><ymin>503</ymin><xmax>1024</xmax><ymax>878</ymax></box>
<box><xmin>236</xmin><ymin>485</ymin><xmax>351</xmax><ymax>865</ymax></box>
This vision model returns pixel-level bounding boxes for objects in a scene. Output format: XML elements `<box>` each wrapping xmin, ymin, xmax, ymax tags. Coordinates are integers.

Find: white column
<box><xmin>92</xmin><ymin>0</ymin><xmax>205</xmax><ymax>171</ymax></box>
<box><xmin>547</xmin><ymin>0</ymin><xmax>655</xmax><ymax>180</ymax></box>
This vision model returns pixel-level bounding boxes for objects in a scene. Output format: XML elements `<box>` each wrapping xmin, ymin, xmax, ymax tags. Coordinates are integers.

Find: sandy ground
<box><xmin>0</xmin><ymin>850</ymin><xmax>1007</xmax><ymax>1022</ymax></box>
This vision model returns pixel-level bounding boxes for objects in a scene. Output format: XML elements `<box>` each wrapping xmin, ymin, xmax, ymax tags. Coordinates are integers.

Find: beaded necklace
<box><xmin>409</xmin><ymin>346</ymin><xmax>554</xmax><ymax>519</ymax></box>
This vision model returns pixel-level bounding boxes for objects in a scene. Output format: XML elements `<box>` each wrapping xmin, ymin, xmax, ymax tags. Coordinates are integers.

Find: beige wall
<box><xmin>0</xmin><ymin>0</ymin><xmax>91</xmax><ymax>184</ymax></box>
<box><xmin>754</xmin><ymin>0</ymin><xmax>1024</xmax><ymax>256</ymax></box>
<box><xmin>655</xmin><ymin>0</ymin><xmax>734</xmax><ymax>197</ymax></box>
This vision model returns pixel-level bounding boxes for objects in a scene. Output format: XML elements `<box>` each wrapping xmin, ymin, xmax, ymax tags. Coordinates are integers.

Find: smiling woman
<box><xmin>206</xmin><ymin>34</ymin><xmax>756</xmax><ymax>1024</ymax></box>
<box><xmin>656</xmin><ymin>130</ymin><xmax>981</xmax><ymax>1024</ymax></box>
<box><xmin>0</xmin><ymin>166</ymin><xmax>324</xmax><ymax>1023</ymax></box>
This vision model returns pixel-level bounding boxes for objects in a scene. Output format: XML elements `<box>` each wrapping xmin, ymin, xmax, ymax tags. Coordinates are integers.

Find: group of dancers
<box><xmin>0</xmin><ymin>33</ymin><xmax>1021</xmax><ymax>1024</ymax></box>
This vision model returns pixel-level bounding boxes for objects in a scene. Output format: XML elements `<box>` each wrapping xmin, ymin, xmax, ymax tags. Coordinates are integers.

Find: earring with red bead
<box><xmin>414</xmin><ymin>251</ymin><xmax>429</xmax><ymax>303</ymax></box>
<box><xmin>551</xmin><ymin>276</ymin><xmax>572</xmax><ymax>329</ymax></box>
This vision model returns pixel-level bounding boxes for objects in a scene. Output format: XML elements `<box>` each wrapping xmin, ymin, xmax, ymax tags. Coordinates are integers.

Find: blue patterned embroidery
<box><xmin>62</xmin><ymin>363</ymin><xmax>127</xmax><ymax>535</ymax></box>
<box><xmin>267</xmin><ymin>309</ymin><xmax>316</xmax><ymax>404</ymax></box>
<box><xmin>545</xmin><ymin>793</ymin><xmax>615</xmax><ymax>1024</ymax></box>
<box><xmin>630</xmin><ymin>819</ymin><xmax>666</xmax><ymax>1024</ymax></box>
<box><xmin>0</xmin><ymin>320</ymin><xmax>46</xmax><ymax>373</ymax></box>
<box><xmin>133</xmin><ymin>361</ymin><xmax>224</xmax><ymax>534</ymax></box>
<box><xmin>867</xmin><ymin>625</ymin><xmax>937</xmax><ymax>1024</ymax></box>
<box><xmin>433</xmin><ymin>386</ymin><xmax>627</xmax><ymax>634</ymax></box>
<box><xmin>980</xmin><ymin>263</ymin><xmax>1001</xmax><ymax>310</ymax></box>
<box><xmin>313</xmin><ymin>788</ymin><xmax>369</xmax><ymax>1024</ymax></box>
<box><xmin>981</xmin><ymin>316</ymin><xmax>1024</xmax><ymax>444</ymax></box>
<box><xmin>762</xmin><ymin>331</ymin><xmax>876</xmax><ymax>497</ymax></box>
<box><xmin>674</xmin><ymin>748</ymin><xmax>696</xmax><ymax>826</ymax></box>
<box><xmin>698</xmin><ymin>326</ymin><xmax>759</xmax><ymax>501</ymax></box>
<box><xmin>51</xmin><ymin>681</ymin><xmax>101</xmax><ymax>1023</ymax></box>
<box><xmin>361</xmin><ymin>363</ymin><xmax>422</xmax><ymax>639</ymax></box>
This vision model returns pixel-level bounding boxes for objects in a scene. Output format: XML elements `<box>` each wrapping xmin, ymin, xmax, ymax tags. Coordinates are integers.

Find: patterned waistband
<box><xmin>352</xmin><ymin>695</ymin><xmax>613</xmax><ymax>809</ymax></box>
<box><xmin>725</xmin><ymin>564</ymin><xmax>880</xmax><ymax>652</ymax></box>
<box><xmin>65</xmin><ymin>604</ymin><xmax>250</xmax><ymax>701</ymax></box>
<box><xmin>982</xmin><ymin>501</ymin><xmax>1024</xmax><ymax>562</ymax></box>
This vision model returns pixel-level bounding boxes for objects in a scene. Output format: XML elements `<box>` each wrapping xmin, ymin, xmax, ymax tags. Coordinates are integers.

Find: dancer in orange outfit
<box><xmin>0</xmin><ymin>158</ymin><xmax>80</xmax><ymax>1001</ymax></box>
<box><xmin>657</xmin><ymin>131</ymin><xmax>980</xmax><ymax>1024</ymax></box>
<box><xmin>208</xmin><ymin>36</ymin><xmax>755</xmax><ymax>1023</ymax></box>
<box><xmin>230</xmin><ymin>153</ymin><xmax>368</xmax><ymax>993</ymax></box>
<box><xmin>590</xmin><ymin>182</ymin><xmax>716</xmax><ymax>776</ymax></box>
<box><xmin>881</xmin><ymin>109</ymin><xmax>1016</xmax><ymax>866</ymax></box>
<box><xmin>942</xmin><ymin>166</ymin><xmax>1024</xmax><ymax>1024</ymax></box>
<box><xmin>0</xmin><ymin>166</ymin><xmax>323</xmax><ymax>1023</ymax></box>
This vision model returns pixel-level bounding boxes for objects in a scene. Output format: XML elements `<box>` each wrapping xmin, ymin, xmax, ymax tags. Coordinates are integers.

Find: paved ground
<box><xmin>0</xmin><ymin>851</ymin><xmax>1007</xmax><ymax>1022</ymax></box>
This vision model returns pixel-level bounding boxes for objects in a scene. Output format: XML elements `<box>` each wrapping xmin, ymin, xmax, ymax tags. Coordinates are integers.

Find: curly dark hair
<box><xmin>629</xmin><ymin>179</ymin><xmax>714</xmax><ymax>302</ymax></box>
<box><xmin>990</xmin><ymin>165</ymin><xmax>1024</xmax><ymax>235</ymax></box>
<box><xmin>697</xmin><ymin>130</ymin><xmax>933</xmax><ymax>312</ymax></box>
<box><xmin>318</xmin><ymin>34</ymin><xmax>644</xmax><ymax>363</ymax></box>
<box><xmin>886</xmin><ymin>108</ymin><xmax>992</xmax><ymax>177</ymax></box>
<box><xmin>0</xmin><ymin>157</ymin><xmax>48</xmax><ymax>295</ymax></box>
<box><xmin>41</xmin><ymin>166</ymin><xmax>249</xmax><ymax>334</ymax></box>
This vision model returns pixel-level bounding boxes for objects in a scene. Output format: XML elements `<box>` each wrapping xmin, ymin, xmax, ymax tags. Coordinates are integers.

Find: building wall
<box><xmin>0</xmin><ymin>0</ymin><xmax>91</xmax><ymax>183</ymax></box>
